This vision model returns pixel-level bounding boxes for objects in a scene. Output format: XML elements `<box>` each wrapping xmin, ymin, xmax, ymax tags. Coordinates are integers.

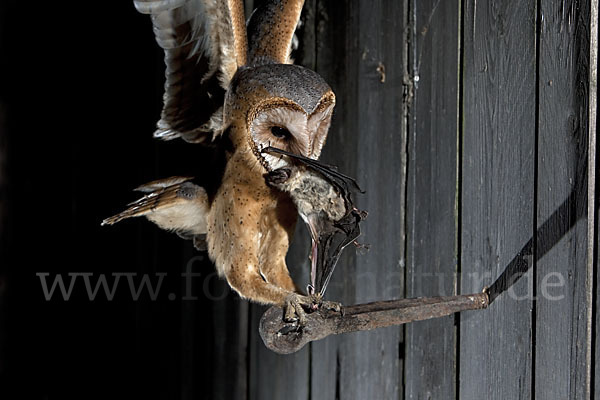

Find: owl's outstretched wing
<box><xmin>134</xmin><ymin>0</ymin><xmax>247</xmax><ymax>143</ymax></box>
<box><xmin>247</xmin><ymin>0</ymin><xmax>304</xmax><ymax>65</ymax></box>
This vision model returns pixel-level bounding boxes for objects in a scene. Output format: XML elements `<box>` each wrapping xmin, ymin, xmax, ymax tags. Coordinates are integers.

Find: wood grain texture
<box><xmin>536</xmin><ymin>1</ymin><xmax>590</xmax><ymax>399</ymax></box>
<box><xmin>260</xmin><ymin>294</ymin><xmax>488</xmax><ymax>354</ymax></box>
<box><xmin>405</xmin><ymin>0</ymin><xmax>460</xmax><ymax>398</ymax></box>
<box><xmin>592</xmin><ymin>0</ymin><xmax>600</xmax><ymax>398</ymax></box>
<box><xmin>300</xmin><ymin>1</ymin><xmax>407</xmax><ymax>399</ymax></box>
<box><xmin>339</xmin><ymin>1</ymin><xmax>406</xmax><ymax>399</ymax></box>
<box><xmin>308</xmin><ymin>1</ymin><xmax>360</xmax><ymax>398</ymax></box>
<box><xmin>459</xmin><ymin>1</ymin><xmax>536</xmax><ymax>399</ymax></box>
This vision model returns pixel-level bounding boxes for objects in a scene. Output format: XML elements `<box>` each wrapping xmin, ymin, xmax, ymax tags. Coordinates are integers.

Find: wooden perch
<box><xmin>260</xmin><ymin>292</ymin><xmax>489</xmax><ymax>354</ymax></box>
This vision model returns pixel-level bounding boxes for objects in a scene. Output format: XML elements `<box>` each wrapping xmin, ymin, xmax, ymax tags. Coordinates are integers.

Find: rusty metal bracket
<box><xmin>259</xmin><ymin>292</ymin><xmax>489</xmax><ymax>354</ymax></box>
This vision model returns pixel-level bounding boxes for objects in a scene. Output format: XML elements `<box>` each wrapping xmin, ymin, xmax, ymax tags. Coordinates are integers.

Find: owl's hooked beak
<box><xmin>261</xmin><ymin>150</ymin><xmax>294</xmax><ymax>171</ymax></box>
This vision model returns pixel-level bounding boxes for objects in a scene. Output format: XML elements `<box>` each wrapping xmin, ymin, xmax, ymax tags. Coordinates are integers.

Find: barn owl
<box><xmin>102</xmin><ymin>0</ymin><xmax>346</xmax><ymax>323</ymax></box>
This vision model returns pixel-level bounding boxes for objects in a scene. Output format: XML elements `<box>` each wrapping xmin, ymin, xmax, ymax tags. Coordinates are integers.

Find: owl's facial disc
<box><xmin>249</xmin><ymin>104</ymin><xmax>334</xmax><ymax>171</ymax></box>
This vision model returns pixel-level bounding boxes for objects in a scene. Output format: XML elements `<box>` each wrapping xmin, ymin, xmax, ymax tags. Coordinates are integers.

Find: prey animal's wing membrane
<box><xmin>134</xmin><ymin>0</ymin><xmax>247</xmax><ymax>143</ymax></box>
<box><xmin>315</xmin><ymin>212</ymin><xmax>363</xmax><ymax>295</ymax></box>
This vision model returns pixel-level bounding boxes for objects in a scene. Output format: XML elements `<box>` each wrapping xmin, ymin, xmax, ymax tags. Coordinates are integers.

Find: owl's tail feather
<box><xmin>101</xmin><ymin>177</ymin><xmax>209</xmax><ymax>245</ymax></box>
<box><xmin>102</xmin><ymin>183</ymin><xmax>183</xmax><ymax>225</ymax></box>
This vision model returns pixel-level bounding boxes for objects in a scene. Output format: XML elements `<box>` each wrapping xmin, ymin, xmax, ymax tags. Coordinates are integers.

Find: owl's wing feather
<box><xmin>134</xmin><ymin>0</ymin><xmax>247</xmax><ymax>142</ymax></box>
<box><xmin>102</xmin><ymin>178</ymin><xmax>209</xmax><ymax>239</ymax></box>
<box><xmin>134</xmin><ymin>176</ymin><xmax>194</xmax><ymax>192</ymax></box>
<box><xmin>247</xmin><ymin>0</ymin><xmax>304</xmax><ymax>65</ymax></box>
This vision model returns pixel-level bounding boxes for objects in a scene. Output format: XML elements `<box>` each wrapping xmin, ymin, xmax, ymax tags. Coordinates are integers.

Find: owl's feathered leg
<box><xmin>215</xmin><ymin>221</ymin><xmax>314</xmax><ymax>324</ymax></box>
<box><xmin>253</xmin><ymin>218</ymin><xmax>299</xmax><ymax>293</ymax></box>
<box><xmin>224</xmin><ymin>265</ymin><xmax>312</xmax><ymax>324</ymax></box>
<box><xmin>260</xmin><ymin>260</ymin><xmax>297</xmax><ymax>292</ymax></box>
<box><xmin>255</xmin><ymin>230</ymin><xmax>341</xmax><ymax>317</ymax></box>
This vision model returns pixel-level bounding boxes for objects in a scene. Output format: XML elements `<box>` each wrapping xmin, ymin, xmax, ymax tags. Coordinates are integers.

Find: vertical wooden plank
<box><xmin>593</xmin><ymin>0</ymin><xmax>600</xmax><ymax>396</ymax></box>
<box><xmin>311</xmin><ymin>0</ymin><xmax>407</xmax><ymax>399</ymax></box>
<box><xmin>586</xmin><ymin>0</ymin><xmax>596</xmax><ymax>387</ymax></box>
<box><xmin>346</xmin><ymin>0</ymin><xmax>405</xmax><ymax>397</ymax></box>
<box><xmin>305</xmin><ymin>1</ymin><xmax>406</xmax><ymax>399</ymax></box>
<box><xmin>591</xmin><ymin>0</ymin><xmax>600</xmax><ymax>398</ymax></box>
<box><xmin>536</xmin><ymin>1</ymin><xmax>590</xmax><ymax>399</ymax></box>
<box><xmin>305</xmin><ymin>1</ymin><xmax>357</xmax><ymax>398</ymax></box>
<box><xmin>591</xmin><ymin>2</ymin><xmax>600</xmax><ymax>399</ymax></box>
<box><xmin>405</xmin><ymin>0</ymin><xmax>460</xmax><ymax>398</ymax></box>
<box><xmin>248</xmin><ymin>304</ymin><xmax>309</xmax><ymax>400</ymax></box>
<box><xmin>459</xmin><ymin>1</ymin><xmax>536</xmax><ymax>399</ymax></box>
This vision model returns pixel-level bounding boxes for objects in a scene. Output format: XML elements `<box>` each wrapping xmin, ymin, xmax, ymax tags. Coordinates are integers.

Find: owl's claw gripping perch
<box><xmin>284</xmin><ymin>294</ymin><xmax>312</xmax><ymax>325</ymax></box>
<box><xmin>284</xmin><ymin>294</ymin><xmax>343</xmax><ymax>326</ymax></box>
<box><xmin>321</xmin><ymin>300</ymin><xmax>343</xmax><ymax>314</ymax></box>
<box><xmin>309</xmin><ymin>293</ymin><xmax>343</xmax><ymax>314</ymax></box>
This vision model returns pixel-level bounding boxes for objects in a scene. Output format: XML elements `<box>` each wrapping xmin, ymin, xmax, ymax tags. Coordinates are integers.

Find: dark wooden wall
<box><xmin>248</xmin><ymin>1</ymin><xmax>406</xmax><ymax>399</ymax></box>
<box><xmin>243</xmin><ymin>1</ymin><xmax>595</xmax><ymax>399</ymax></box>
<box><xmin>0</xmin><ymin>0</ymin><xmax>598</xmax><ymax>399</ymax></box>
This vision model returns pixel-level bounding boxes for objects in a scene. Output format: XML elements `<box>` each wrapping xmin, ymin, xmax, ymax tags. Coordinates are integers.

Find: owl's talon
<box><xmin>321</xmin><ymin>300</ymin><xmax>343</xmax><ymax>313</ymax></box>
<box><xmin>284</xmin><ymin>294</ymin><xmax>310</xmax><ymax>325</ymax></box>
<box><xmin>283</xmin><ymin>294</ymin><xmax>343</xmax><ymax>325</ymax></box>
<box><xmin>308</xmin><ymin>293</ymin><xmax>342</xmax><ymax>314</ymax></box>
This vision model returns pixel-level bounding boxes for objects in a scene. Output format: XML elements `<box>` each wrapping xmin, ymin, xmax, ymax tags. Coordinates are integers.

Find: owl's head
<box><xmin>225</xmin><ymin>64</ymin><xmax>335</xmax><ymax>171</ymax></box>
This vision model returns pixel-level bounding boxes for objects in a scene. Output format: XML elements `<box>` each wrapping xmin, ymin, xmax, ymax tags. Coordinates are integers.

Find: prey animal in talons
<box><xmin>263</xmin><ymin>146</ymin><xmax>367</xmax><ymax>321</ymax></box>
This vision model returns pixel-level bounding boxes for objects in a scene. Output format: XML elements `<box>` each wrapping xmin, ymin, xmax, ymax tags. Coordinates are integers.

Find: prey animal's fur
<box><xmin>263</xmin><ymin>147</ymin><xmax>366</xmax><ymax>299</ymax></box>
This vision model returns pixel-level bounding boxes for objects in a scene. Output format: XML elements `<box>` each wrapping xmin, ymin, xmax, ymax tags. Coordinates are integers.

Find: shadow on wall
<box><xmin>486</xmin><ymin>142</ymin><xmax>588</xmax><ymax>303</ymax></box>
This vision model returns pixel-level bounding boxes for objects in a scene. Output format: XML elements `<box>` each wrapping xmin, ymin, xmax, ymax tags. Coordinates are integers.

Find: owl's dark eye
<box><xmin>270</xmin><ymin>126</ymin><xmax>290</xmax><ymax>139</ymax></box>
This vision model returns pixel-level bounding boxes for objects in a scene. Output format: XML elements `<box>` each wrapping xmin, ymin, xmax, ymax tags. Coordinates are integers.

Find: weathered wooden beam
<box><xmin>405</xmin><ymin>0</ymin><xmax>461</xmax><ymax>397</ymax></box>
<box><xmin>260</xmin><ymin>293</ymin><xmax>489</xmax><ymax>354</ymax></box>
